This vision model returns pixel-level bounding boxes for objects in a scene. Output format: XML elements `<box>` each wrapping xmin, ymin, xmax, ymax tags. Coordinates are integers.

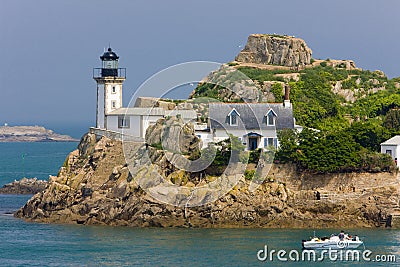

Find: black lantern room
<box><xmin>100</xmin><ymin>47</ymin><xmax>119</xmax><ymax>77</ymax></box>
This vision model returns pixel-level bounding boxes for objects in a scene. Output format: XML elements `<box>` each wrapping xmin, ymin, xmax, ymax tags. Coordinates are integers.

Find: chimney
<box><xmin>284</xmin><ymin>85</ymin><xmax>291</xmax><ymax>108</ymax></box>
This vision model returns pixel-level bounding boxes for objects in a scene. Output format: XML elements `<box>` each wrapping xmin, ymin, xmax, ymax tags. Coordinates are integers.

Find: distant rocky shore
<box><xmin>0</xmin><ymin>125</ymin><xmax>78</xmax><ymax>142</ymax></box>
<box><xmin>0</xmin><ymin>178</ymin><xmax>47</xmax><ymax>194</ymax></box>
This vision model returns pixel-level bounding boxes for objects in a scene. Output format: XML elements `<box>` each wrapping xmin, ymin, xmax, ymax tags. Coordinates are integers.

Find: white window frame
<box><xmin>264</xmin><ymin>137</ymin><xmax>278</xmax><ymax>148</ymax></box>
<box><xmin>228</xmin><ymin>108</ymin><xmax>240</xmax><ymax>126</ymax></box>
<box><xmin>118</xmin><ymin>116</ymin><xmax>130</xmax><ymax>128</ymax></box>
<box><xmin>111</xmin><ymin>101</ymin><xmax>116</xmax><ymax>109</ymax></box>
<box><xmin>112</xmin><ymin>86</ymin><xmax>116</xmax><ymax>94</ymax></box>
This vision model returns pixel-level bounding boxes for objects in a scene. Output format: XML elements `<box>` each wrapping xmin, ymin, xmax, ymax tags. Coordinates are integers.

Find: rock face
<box><xmin>0</xmin><ymin>178</ymin><xmax>47</xmax><ymax>194</ymax></box>
<box><xmin>190</xmin><ymin>65</ymin><xmax>260</xmax><ymax>103</ymax></box>
<box><xmin>15</xmin><ymin>127</ymin><xmax>400</xmax><ymax>228</ymax></box>
<box><xmin>134</xmin><ymin>97</ymin><xmax>176</xmax><ymax>110</ymax></box>
<box><xmin>145</xmin><ymin>116</ymin><xmax>200</xmax><ymax>155</ymax></box>
<box><xmin>235</xmin><ymin>34</ymin><xmax>312</xmax><ymax>67</ymax></box>
<box><xmin>0</xmin><ymin>126</ymin><xmax>78</xmax><ymax>142</ymax></box>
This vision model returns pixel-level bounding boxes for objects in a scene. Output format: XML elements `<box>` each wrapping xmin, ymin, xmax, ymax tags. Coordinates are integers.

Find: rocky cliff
<box><xmin>15</xmin><ymin>118</ymin><xmax>400</xmax><ymax>228</ymax></box>
<box><xmin>235</xmin><ymin>34</ymin><xmax>312</xmax><ymax>67</ymax></box>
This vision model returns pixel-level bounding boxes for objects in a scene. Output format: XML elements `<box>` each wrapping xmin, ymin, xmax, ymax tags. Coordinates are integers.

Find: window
<box><xmin>264</xmin><ymin>138</ymin><xmax>278</xmax><ymax>148</ymax></box>
<box><xmin>231</xmin><ymin>113</ymin><xmax>237</xmax><ymax>125</ymax></box>
<box><xmin>228</xmin><ymin>108</ymin><xmax>240</xmax><ymax>126</ymax></box>
<box><xmin>386</xmin><ymin>150</ymin><xmax>392</xmax><ymax>156</ymax></box>
<box><xmin>118</xmin><ymin>116</ymin><xmax>130</xmax><ymax>128</ymax></box>
<box><xmin>112</xmin><ymin>86</ymin><xmax>116</xmax><ymax>93</ymax></box>
<box><xmin>111</xmin><ymin>101</ymin><xmax>116</xmax><ymax>109</ymax></box>
<box><xmin>267</xmin><ymin>112</ymin><xmax>275</xmax><ymax>126</ymax></box>
<box><xmin>265</xmin><ymin>109</ymin><xmax>277</xmax><ymax>126</ymax></box>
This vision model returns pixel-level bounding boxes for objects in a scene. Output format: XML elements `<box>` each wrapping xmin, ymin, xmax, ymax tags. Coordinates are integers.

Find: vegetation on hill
<box><xmin>192</xmin><ymin>61</ymin><xmax>400</xmax><ymax>173</ymax></box>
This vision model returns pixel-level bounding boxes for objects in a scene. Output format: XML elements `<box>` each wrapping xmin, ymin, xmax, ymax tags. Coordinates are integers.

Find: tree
<box><xmin>295</xmin><ymin>129</ymin><xmax>361</xmax><ymax>173</ymax></box>
<box><xmin>348</xmin><ymin>121</ymin><xmax>391</xmax><ymax>152</ymax></box>
<box><xmin>384</xmin><ymin>109</ymin><xmax>400</xmax><ymax>133</ymax></box>
<box><xmin>276</xmin><ymin>129</ymin><xmax>298</xmax><ymax>163</ymax></box>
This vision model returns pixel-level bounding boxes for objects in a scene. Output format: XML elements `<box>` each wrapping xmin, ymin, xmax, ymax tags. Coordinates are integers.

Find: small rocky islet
<box><xmin>0</xmin><ymin>178</ymin><xmax>47</xmax><ymax>194</ymax></box>
<box><xmin>0</xmin><ymin>125</ymin><xmax>78</xmax><ymax>142</ymax></box>
<box><xmin>15</xmin><ymin>34</ymin><xmax>400</xmax><ymax>228</ymax></box>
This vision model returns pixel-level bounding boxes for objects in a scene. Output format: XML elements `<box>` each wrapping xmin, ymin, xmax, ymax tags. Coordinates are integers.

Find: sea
<box><xmin>0</xmin><ymin>142</ymin><xmax>399</xmax><ymax>266</ymax></box>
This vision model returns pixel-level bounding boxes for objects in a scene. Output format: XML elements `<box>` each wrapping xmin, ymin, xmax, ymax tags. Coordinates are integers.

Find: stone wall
<box><xmin>89</xmin><ymin>127</ymin><xmax>144</xmax><ymax>142</ymax></box>
<box><xmin>268</xmin><ymin>164</ymin><xmax>398</xmax><ymax>192</ymax></box>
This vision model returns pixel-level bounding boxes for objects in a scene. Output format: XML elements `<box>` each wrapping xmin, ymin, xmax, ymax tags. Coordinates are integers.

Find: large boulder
<box><xmin>145</xmin><ymin>116</ymin><xmax>200</xmax><ymax>156</ymax></box>
<box><xmin>235</xmin><ymin>34</ymin><xmax>312</xmax><ymax>67</ymax></box>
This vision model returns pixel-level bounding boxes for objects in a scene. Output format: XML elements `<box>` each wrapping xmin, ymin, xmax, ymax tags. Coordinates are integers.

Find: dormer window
<box><xmin>227</xmin><ymin>108</ymin><xmax>240</xmax><ymax>126</ymax></box>
<box><xmin>266</xmin><ymin>109</ymin><xmax>277</xmax><ymax>126</ymax></box>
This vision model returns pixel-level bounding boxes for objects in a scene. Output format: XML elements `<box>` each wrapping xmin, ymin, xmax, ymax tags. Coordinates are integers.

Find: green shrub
<box><xmin>270</xmin><ymin>83</ymin><xmax>284</xmax><ymax>102</ymax></box>
<box><xmin>244</xmin><ymin>169</ymin><xmax>256</xmax><ymax>180</ymax></box>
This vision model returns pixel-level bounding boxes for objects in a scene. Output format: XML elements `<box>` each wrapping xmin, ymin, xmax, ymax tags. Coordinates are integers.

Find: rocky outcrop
<box><xmin>0</xmin><ymin>126</ymin><xmax>78</xmax><ymax>142</ymax></box>
<box><xmin>134</xmin><ymin>97</ymin><xmax>176</xmax><ymax>110</ymax></box>
<box><xmin>235</xmin><ymin>34</ymin><xmax>312</xmax><ymax>67</ymax></box>
<box><xmin>15</xmin><ymin>126</ymin><xmax>400</xmax><ymax>228</ymax></box>
<box><xmin>145</xmin><ymin>116</ymin><xmax>200</xmax><ymax>155</ymax></box>
<box><xmin>190</xmin><ymin>65</ymin><xmax>260</xmax><ymax>103</ymax></box>
<box><xmin>0</xmin><ymin>178</ymin><xmax>47</xmax><ymax>194</ymax></box>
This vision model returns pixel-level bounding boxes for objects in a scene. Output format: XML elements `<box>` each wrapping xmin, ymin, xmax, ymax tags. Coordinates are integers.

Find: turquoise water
<box><xmin>0</xmin><ymin>143</ymin><xmax>399</xmax><ymax>266</ymax></box>
<box><xmin>0</xmin><ymin>142</ymin><xmax>78</xmax><ymax>186</ymax></box>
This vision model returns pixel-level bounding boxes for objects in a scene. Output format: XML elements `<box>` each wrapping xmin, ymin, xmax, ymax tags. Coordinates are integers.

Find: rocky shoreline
<box><xmin>15</xmin><ymin>128</ymin><xmax>400</xmax><ymax>228</ymax></box>
<box><xmin>0</xmin><ymin>178</ymin><xmax>47</xmax><ymax>194</ymax></box>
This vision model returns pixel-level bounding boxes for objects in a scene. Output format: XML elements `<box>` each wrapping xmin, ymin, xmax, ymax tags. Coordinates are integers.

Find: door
<box><xmin>249</xmin><ymin>137</ymin><xmax>258</xmax><ymax>150</ymax></box>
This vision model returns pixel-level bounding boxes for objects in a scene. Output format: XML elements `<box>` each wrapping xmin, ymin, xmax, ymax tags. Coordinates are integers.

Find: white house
<box><xmin>207</xmin><ymin>102</ymin><xmax>296</xmax><ymax>151</ymax></box>
<box><xmin>380</xmin><ymin>135</ymin><xmax>400</xmax><ymax>168</ymax></box>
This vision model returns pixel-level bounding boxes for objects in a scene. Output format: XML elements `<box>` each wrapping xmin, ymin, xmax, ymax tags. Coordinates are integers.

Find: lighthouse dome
<box><xmin>100</xmin><ymin>48</ymin><xmax>119</xmax><ymax>61</ymax></box>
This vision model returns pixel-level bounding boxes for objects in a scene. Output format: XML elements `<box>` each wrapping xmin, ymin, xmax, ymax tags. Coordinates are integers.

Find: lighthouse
<box><xmin>93</xmin><ymin>47</ymin><xmax>126</xmax><ymax>129</ymax></box>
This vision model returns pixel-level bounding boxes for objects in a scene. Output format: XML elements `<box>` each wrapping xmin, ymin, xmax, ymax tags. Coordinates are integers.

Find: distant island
<box><xmin>0</xmin><ymin>125</ymin><xmax>78</xmax><ymax>142</ymax></box>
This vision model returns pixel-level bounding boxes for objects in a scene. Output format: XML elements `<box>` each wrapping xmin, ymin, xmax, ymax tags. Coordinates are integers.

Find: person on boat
<box><xmin>338</xmin><ymin>230</ymin><xmax>345</xmax><ymax>240</ymax></box>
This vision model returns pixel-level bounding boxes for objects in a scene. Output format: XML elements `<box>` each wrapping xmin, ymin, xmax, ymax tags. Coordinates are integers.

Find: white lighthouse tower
<box><xmin>93</xmin><ymin>47</ymin><xmax>126</xmax><ymax>129</ymax></box>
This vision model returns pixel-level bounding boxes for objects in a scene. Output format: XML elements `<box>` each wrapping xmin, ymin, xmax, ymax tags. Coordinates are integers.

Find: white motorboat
<box><xmin>302</xmin><ymin>233</ymin><xmax>363</xmax><ymax>250</ymax></box>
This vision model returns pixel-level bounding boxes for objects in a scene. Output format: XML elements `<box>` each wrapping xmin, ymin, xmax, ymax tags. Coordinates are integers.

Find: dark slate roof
<box><xmin>100</xmin><ymin>47</ymin><xmax>119</xmax><ymax>61</ymax></box>
<box><xmin>209</xmin><ymin>103</ymin><xmax>294</xmax><ymax>130</ymax></box>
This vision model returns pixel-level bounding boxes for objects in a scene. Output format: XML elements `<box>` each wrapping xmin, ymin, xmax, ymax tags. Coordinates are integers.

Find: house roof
<box><xmin>108</xmin><ymin>107</ymin><xmax>165</xmax><ymax>116</ymax></box>
<box><xmin>166</xmin><ymin>109</ymin><xmax>197</xmax><ymax>119</ymax></box>
<box><xmin>381</xmin><ymin>135</ymin><xmax>400</xmax><ymax>146</ymax></box>
<box><xmin>209</xmin><ymin>103</ymin><xmax>294</xmax><ymax>130</ymax></box>
<box><xmin>107</xmin><ymin>107</ymin><xmax>197</xmax><ymax>119</ymax></box>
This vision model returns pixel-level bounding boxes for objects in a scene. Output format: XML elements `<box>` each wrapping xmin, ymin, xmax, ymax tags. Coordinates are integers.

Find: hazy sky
<box><xmin>1</xmin><ymin>0</ymin><xmax>400</xmax><ymax>137</ymax></box>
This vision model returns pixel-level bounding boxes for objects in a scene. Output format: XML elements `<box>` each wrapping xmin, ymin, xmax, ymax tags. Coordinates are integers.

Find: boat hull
<box><xmin>302</xmin><ymin>240</ymin><xmax>363</xmax><ymax>250</ymax></box>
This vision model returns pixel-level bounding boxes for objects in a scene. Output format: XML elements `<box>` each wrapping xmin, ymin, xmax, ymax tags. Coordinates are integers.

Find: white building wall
<box><xmin>213</xmin><ymin>129</ymin><xmax>278</xmax><ymax>150</ymax></box>
<box><xmin>107</xmin><ymin>115</ymin><xmax>162</xmax><ymax>138</ymax></box>
<box><xmin>381</xmin><ymin>144</ymin><xmax>400</xmax><ymax>168</ymax></box>
<box><xmin>105</xmin><ymin>83</ymin><xmax>123</xmax><ymax>114</ymax></box>
<box><xmin>195</xmin><ymin>132</ymin><xmax>214</xmax><ymax>149</ymax></box>
<box><xmin>96</xmin><ymin>84</ymin><xmax>105</xmax><ymax>129</ymax></box>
